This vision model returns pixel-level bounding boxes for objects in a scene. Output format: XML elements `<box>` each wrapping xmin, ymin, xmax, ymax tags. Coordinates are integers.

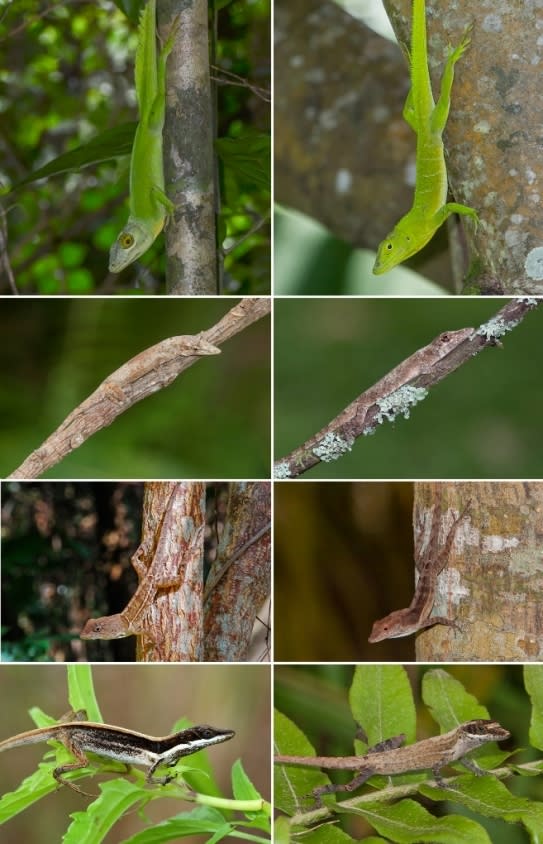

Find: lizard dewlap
<box><xmin>372</xmin><ymin>0</ymin><xmax>478</xmax><ymax>275</ymax></box>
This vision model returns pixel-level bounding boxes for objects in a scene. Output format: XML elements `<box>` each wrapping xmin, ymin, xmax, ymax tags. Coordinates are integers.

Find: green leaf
<box><xmin>422</xmin><ymin>669</ymin><xmax>490</xmax><ymax>728</ymax></box>
<box><xmin>350</xmin><ymin>665</ymin><xmax>416</xmax><ymax>749</ymax></box>
<box><xmin>63</xmin><ymin>779</ymin><xmax>149</xmax><ymax>844</ymax></box>
<box><xmin>121</xmin><ymin>806</ymin><xmax>235</xmax><ymax>843</ymax></box>
<box><xmin>524</xmin><ymin>665</ymin><xmax>543</xmax><ymax>750</ymax></box>
<box><xmin>344</xmin><ymin>797</ymin><xmax>492</xmax><ymax>843</ymax></box>
<box><xmin>273</xmin><ymin>710</ymin><xmax>329</xmax><ymax>816</ymax></box>
<box><xmin>420</xmin><ymin>774</ymin><xmax>543</xmax><ymax>839</ymax></box>
<box><xmin>231</xmin><ymin>758</ymin><xmax>261</xmax><ymax>802</ymax></box>
<box><xmin>216</xmin><ymin>135</ymin><xmax>270</xmax><ymax>193</ymax></box>
<box><xmin>5</xmin><ymin>123</ymin><xmax>136</xmax><ymax>194</ymax></box>
<box><xmin>422</xmin><ymin>669</ymin><xmax>509</xmax><ymax>771</ymax></box>
<box><xmin>0</xmin><ymin>763</ymin><xmax>60</xmax><ymax>824</ymax></box>
<box><xmin>67</xmin><ymin>664</ymin><xmax>103</xmax><ymax>723</ymax></box>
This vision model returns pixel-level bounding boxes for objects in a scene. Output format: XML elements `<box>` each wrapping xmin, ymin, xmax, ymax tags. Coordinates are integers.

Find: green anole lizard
<box><xmin>372</xmin><ymin>0</ymin><xmax>478</xmax><ymax>275</ymax></box>
<box><xmin>368</xmin><ymin>489</ymin><xmax>471</xmax><ymax>643</ymax></box>
<box><xmin>0</xmin><ymin>709</ymin><xmax>234</xmax><ymax>792</ymax></box>
<box><xmin>109</xmin><ymin>0</ymin><xmax>180</xmax><ymax>273</ymax></box>
<box><xmin>275</xmin><ymin>719</ymin><xmax>510</xmax><ymax>806</ymax></box>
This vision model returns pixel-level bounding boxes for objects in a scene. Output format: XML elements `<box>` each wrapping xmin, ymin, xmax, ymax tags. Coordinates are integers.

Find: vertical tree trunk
<box><xmin>416</xmin><ymin>482</ymin><xmax>543</xmax><ymax>661</ymax></box>
<box><xmin>161</xmin><ymin>0</ymin><xmax>218</xmax><ymax>295</ymax></box>
<box><xmin>137</xmin><ymin>481</ymin><xmax>205</xmax><ymax>661</ymax></box>
<box><xmin>204</xmin><ymin>482</ymin><xmax>271</xmax><ymax>660</ymax></box>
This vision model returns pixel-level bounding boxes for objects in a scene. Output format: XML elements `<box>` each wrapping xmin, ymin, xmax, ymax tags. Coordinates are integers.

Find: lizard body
<box><xmin>275</xmin><ymin>719</ymin><xmax>509</xmax><ymax>804</ymax></box>
<box><xmin>0</xmin><ymin>714</ymin><xmax>234</xmax><ymax>790</ymax></box>
<box><xmin>368</xmin><ymin>489</ymin><xmax>470</xmax><ymax>643</ymax></box>
<box><xmin>80</xmin><ymin>488</ymin><xmax>188</xmax><ymax>640</ymax></box>
<box><xmin>109</xmin><ymin>0</ymin><xmax>179</xmax><ymax>272</ymax></box>
<box><xmin>373</xmin><ymin>0</ymin><xmax>478</xmax><ymax>275</ymax></box>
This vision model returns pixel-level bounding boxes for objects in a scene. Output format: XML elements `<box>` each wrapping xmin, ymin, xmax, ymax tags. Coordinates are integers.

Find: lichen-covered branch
<box><xmin>9</xmin><ymin>297</ymin><xmax>270</xmax><ymax>479</ymax></box>
<box><xmin>274</xmin><ymin>298</ymin><xmax>541</xmax><ymax>479</ymax></box>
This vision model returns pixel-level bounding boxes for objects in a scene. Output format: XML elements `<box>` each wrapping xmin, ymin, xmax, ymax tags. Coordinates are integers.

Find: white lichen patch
<box><xmin>482</xmin><ymin>534</ymin><xmax>521</xmax><ymax>553</ymax></box>
<box><xmin>273</xmin><ymin>462</ymin><xmax>292</xmax><ymax>479</ymax></box>
<box><xmin>312</xmin><ymin>432</ymin><xmax>354</xmax><ymax>462</ymax></box>
<box><xmin>525</xmin><ymin>247</ymin><xmax>543</xmax><ymax>280</ymax></box>
<box><xmin>374</xmin><ymin>385</ymin><xmax>428</xmax><ymax>425</ymax></box>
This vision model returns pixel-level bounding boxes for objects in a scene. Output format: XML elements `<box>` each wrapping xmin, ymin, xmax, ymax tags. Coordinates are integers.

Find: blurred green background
<box><xmin>274</xmin><ymin>298</ymin><xmax>541</xmax><ymax>478</ymax></box>
<box><xmin>0</xmin><ymin>298</ymin><xmax>270</xmax><ymax>478</ymax></box>
<box><xmin>275</xmin><ymin>664</ymin><xmax>539</xmax><ymax>844</ymax></box>
<box><xmin>0</xmin><ymin>663</ymin><xmax>270</xmax><ymax>843</ymax></box>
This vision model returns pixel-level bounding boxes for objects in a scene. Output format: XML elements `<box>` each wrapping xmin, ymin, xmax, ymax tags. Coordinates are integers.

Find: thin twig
<box><xmin>0</xmin><ymin>204</ymin><xmax>19</xmax><ymax>295</ymax></box>
<box><xmin>9</xmin><ymin>298</ymin><xmax>270</xmax><ymax>479</ymax></box>
<box><xmin>274</xmin><ymin>298</ymin><xmax>541</xmax><ymax>479</ymax></box>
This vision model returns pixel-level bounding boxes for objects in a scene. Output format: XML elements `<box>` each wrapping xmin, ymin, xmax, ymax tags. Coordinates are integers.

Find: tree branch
<box><xmin>274</xmin><ymin>298</ymin><xmax>541</xmax><ymax>479</ymax></box>
<box><xmin>9</xmin><ymin>297</ymin><xmax>270</xmax><ymax>479</ymax></box>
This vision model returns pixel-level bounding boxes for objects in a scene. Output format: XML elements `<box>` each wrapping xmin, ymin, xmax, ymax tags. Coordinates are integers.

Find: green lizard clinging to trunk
<box><xmin>109</xmin><ymin>0</ymin><xmax>179</xmax><ymax>273</ymax></box>
<box><xmin>372</xmin><ymin>0</ymin><xmax>478</xmax><ymax>275</ymax></box>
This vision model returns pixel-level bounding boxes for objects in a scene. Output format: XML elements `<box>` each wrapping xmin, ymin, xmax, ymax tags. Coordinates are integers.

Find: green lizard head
<box><xmin>372</xmin><ymin>224</ymin><xmax>422</xmax><ymax>275</ymax></box>
<box><xmin>108</xmin><ymin>218</ymin><xmax>161</xmax><ymax>273</ymax></box>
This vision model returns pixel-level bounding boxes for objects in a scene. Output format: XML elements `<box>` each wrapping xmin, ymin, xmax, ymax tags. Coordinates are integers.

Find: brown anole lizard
<box><xmin>0</xmin><ymin>709</ymin><xmax>234</xmax><ymax>792</ymax></box>
<box><xmin>275</xmin><ymin>327</ymin><xmax>476</xmax><ymax>478</ymax></box>
<box><xmin>80</xmin><ymin>488</ymin><xmax>189</xmax><ymax>641</ymax></box>
<box><xmin>275</xmin><ymin>719</ymin><xmax>510</xmax><ymax>805</ymax></box>
<box><xmin>368</xmin><ymin>489</ymin><xmax>471</xmax><ymax>643</ymax></box>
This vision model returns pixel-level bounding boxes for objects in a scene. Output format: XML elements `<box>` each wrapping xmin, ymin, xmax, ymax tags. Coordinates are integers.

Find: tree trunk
<box><xmin>416</xmin><ymin>482</ymin><xmax>543</xmax><ymax>661</ymax></box>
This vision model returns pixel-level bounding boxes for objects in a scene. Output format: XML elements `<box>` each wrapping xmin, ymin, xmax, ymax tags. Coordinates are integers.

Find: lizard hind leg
<box><xmin>311</xmin><ymin>769</ymin><xmax>374</xmax><ymax>806</ymax></box>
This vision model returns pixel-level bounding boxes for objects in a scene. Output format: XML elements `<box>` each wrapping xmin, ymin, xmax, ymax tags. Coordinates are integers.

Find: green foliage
<box><xmin>275</xmin><ymin>665</ymin><xmax>543</xmax><ymax>842</ymax></box>
<box><xmin>0</xmin><ymin>666</ymin><xmax>270</xmax><ymax>842</ymax></box>
<box><xmin>0</xmin><ymin>1</ymin><xmax>269</xmax><ymax>294</ymax></box>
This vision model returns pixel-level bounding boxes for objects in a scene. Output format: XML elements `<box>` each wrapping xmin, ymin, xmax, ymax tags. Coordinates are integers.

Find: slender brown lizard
<box><xmin>275</xmin><ymin>719</ymin><xmax>510</xmax><ymax>805</ymax></box>
<box><xmin>368</xmin><ymin>488</ymin><xmax>471</xmax><ymax>643</ymax></box>
<box><xmin>0</xmin><ymin>709</ymin><xmax>234</xmax><ymax>792</ymax></box>
<box><xmin>80</xmin><ymin>488</ymin><xmax>188</xmax><ymax>641</ymax></box>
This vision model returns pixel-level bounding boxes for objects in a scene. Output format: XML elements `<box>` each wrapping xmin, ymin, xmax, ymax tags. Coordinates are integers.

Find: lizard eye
<box><xmin>119</xmin><ymin>233</ymin><xmax>134</xmax><ymax>249</ymax></box>
<box><xmin>386</xmin><ymin>242</ymin><xmax>393</xmax><ymax>251</ymax></box>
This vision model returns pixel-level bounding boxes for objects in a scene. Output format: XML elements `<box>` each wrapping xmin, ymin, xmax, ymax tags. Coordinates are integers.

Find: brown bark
<box><xmin>416</xmin><ymin>482</ymin><xmax>543</xmax><ymax>661</ymax></box>
<box><xmin>136</xmin><ymin>481</ymin><xmax>205</xmax><ymax>661</ymax></box>
<box><xmin>204</xmin><ymin>482</ymin><xmax>271</xmax><ymax>661</ymax></box>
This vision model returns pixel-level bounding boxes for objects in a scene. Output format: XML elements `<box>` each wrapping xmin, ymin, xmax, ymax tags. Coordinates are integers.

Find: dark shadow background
<box><xmin>1</xmin><ymin>481</ymin><xmax>270</xmax><ymax>663</ymax></box>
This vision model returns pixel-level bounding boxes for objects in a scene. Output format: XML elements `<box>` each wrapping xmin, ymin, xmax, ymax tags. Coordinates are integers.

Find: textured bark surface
<box><xmin>416</xmin><ymin>482</ymin><xmax>543</xmax><ymax>661</ymax></box>
<box><xmin>388</xmin><ymin>1</ymin><xmax>543</xmax><ymax>294</ymax></box>
<box><xmin>162</xmin><ymin>0</ymin><xmax>217</xmax><ymax>295</ymax></box>
<box><xmin>204</xmin><ymin>482</ymin><xmax>271</xmax><ymax>660</ymax></box>
<box><xmin>136</xmin><ymin>481</ymin><xmax>205</xmax><ymax>661</ymax></box>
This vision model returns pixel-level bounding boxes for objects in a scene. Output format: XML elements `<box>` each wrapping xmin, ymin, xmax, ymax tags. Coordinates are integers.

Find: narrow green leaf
<box><xmin>524</xmin><ymin>665</ymin><xmax>543</xmax><ymax>750</ymax></box>
<box><xmin>216</xmin><ymin>135</ymin><xmax>270</xmax><ymax>193</ymax></box>
<box><xmin>67</xmin><ymin>665</ymin><xmax>103</xmax><ymax>723</ymax></box>
<box><xmin>5</xmin><ymin>124</ymin><xmax>136</xmax><ymax>194</ymax></box>
<box><xmin>63</xmin><ymin>779</ymin><xmax>148</xmax><ymax>844</ymax></box>
<box><xmin>231</xmin><ymin>758</ymin><xmax>261</xmax><ymax>802</ymax></box>
<box><xmin>121</xmin><ymin>806</ymin><xmax>234</xmax><ymax>842</ymax></box>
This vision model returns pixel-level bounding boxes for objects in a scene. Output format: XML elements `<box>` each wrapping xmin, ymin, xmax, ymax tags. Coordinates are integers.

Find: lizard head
<box><xmin>372</xmin><ymin>221</ymin><xmax>434</xmax><ymax>275</ymax></box>
<box><xmin>108</xmin><ymin>217</ymin><xmax>162</xmax><ymax>273</ymax></box>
